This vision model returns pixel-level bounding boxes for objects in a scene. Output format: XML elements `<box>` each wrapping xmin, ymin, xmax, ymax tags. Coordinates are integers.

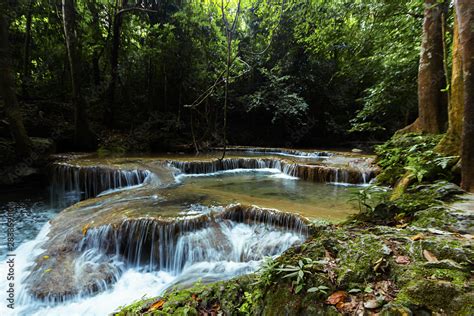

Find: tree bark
<box><xmin>399</xmin><ymin>0</ymin><xmax>448</xmax><ymax>134</ymax></box>
<box><xmin>62</xmin><ymin>0</ymin><xmax>96</xmax><ymax>150</ymax></box>
<box><xmin>220</xmin><ymin>0</ymin><xmax>241</xmax><ymax>160</ymax></box>
<box><xmin>436</xmin><ymin>15</ymin><xmax>463</xmax><ymax>155</ymax></box>
<box><xmin>86</xmin><ymin>0</ymin><xmax>102</xmax><ymax>86</ymax></box>
<box><xmin>21</xmin><ymin>0</ymin><xmax>33</xmax><ymax>97</ymax></box>
<box><xmin>0</xmin><ymin>11</ymin><xmax>32</xmax><ymax>158</ymax></box>
<box><xmin>106</xmin><ymin>0</ymin><xmax>128</xmax><ymax>127</ymax></box>
<box><xmin>456</xmin><ymin>0</ymin><xmax>474</xmax><ymax>192</ymax></box>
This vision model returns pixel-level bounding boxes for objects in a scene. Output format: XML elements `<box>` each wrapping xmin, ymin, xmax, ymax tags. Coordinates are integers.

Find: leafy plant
<box><xmin>238</xmin><ymin>290</ymin><xmax>263</xmax><ymax>315</ymax></box>
<box><xmin>307</xmin><ymin>285</ymin><xmax>330</xmax><ymax>294</ymax></box>
<box><xmin>253</xmin><ymin>256</ymin><xmax>279</xmax><ymax>287</ymax></box>
<box><xmin>350</xmin><ymin>185</ymin><xmax>389</xmax><ymax>213</ymax></box>
<box><xmin>375</xmin><ymin>133</ymin><xmax>459</xmax><ymax>186</ymax></box>
<box><xmin>277</xmin><ymin>257</ymin><xmax>326</xmax><ymax>294</ymax></box>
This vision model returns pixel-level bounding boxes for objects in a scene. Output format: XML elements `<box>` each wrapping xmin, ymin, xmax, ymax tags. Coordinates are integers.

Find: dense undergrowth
<box><xmin>117</xmin><ymin>134</ymin><xmax>473</xmax><ymax>316</ymax></box>
<box><xmin>375</xmin><ymin>133</ymin><xmax>459</xmax><ymax>186</ymax></box>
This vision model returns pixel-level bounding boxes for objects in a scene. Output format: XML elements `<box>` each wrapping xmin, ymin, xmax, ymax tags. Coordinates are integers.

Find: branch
<box><xmin>117</xmin><ymin>6</ymin><xmax>159</xmax><ymax>16</ymax></box>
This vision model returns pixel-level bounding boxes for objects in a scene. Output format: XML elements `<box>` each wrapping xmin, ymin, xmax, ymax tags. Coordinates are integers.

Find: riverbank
<box><xmin>116</xmin><ymin>134</ymin><xmax>473</xmax><ymax>315</ymax></box>
<box><xmin>117</xmin><ymin>187</ymin><xmax>473</xmax><ymax>315</ymax></box>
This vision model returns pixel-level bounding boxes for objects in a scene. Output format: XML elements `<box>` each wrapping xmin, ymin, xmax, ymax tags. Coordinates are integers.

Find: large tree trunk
<box><xmin>0</xmin><ymin>11</ymin><xmax>32</xmax><ymax>158</ymax></box>
<box><xmin>436</xmin><ymin>15</ymin><xmax>464</xmax><ymax>155</ymax></box>
<box><xmin>456</xmin><ymin>0</ymin><xmax>474</xmax><ymax>192</ymax></box>
<box><xmin>399</xmin><ymin>0</ymin><xmax>448</xmax><ymax>134</ymax></box>
<box><xmin>62</xmin><ymin>0</ymin><xmax>96</xmax><ymax>150</ymax></box>
<box><xmin>106</xmin><ymin>0</ymin><xmax>128</xmax><ymax>128</ymax></box>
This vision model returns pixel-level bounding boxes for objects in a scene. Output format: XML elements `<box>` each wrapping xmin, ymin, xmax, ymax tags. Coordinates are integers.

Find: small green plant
<box><xmin>253</xmin><ymin>257</ymin><xmax>278</xmax><ymax>287</ymax></box>
<box><xmin>350</xmin><ymin>185</ymin><xmax>388</xmax><ymax>213</ymax></box>
<box><xmin>238</xmin><ymin>290</ymin><xmax>263</xmax><ymax>315</ymax></box>
<box><xmin>375</xmin><ymin>133</ymin><xmax>458</xmax><ymax>185</ymax></box>
<box><xmin>277</xmin><ymin>257</ymin><xmax>326</xmax><ymax>294</ymax></box>
<box><xmin>307</xmin><ymin>285</ymin><xmax>329</xmax><ymax>294</ymax></box>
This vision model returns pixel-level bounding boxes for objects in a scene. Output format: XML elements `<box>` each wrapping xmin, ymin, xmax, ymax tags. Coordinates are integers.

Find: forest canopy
<box><xmin>1</xmin><ymin>0</ymin><xmax>426</xmax><ymax>151</ymax></box>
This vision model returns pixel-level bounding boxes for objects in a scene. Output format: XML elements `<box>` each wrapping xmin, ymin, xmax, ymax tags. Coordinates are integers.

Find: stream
<box><xmin>0</xmin><ymin>149</ymin><xmax>376</xmax><ymax>316</ymax></box>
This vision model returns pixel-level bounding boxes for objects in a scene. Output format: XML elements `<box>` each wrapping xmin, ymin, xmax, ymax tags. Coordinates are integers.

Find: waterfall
<box><xmin>50</xmin><ymin>163</ymin><xmax>151</xmax><ymax>207</ymax></box>
<box><xmin>12</xmin><ymin>205</ymin><xmax>306</xmax><ymax>315</ymax></box>
<box><xmin>169</xmin><ymin>158</ymin><xmax>281</xmax><ymax>174</ymax></box>
<box><xmin>210</xmin><ymin>146</ymin><xmax>334</xmax><ymax>158</ymax></box>
<box><xmin>76</xmin><ymin>205</ymin><xmax>308</xmax><ymax>276</ymax></box>
<box><xmin>170</xmin><ymin>158</ymin><xmax>377</xmax><ymax>185</ymax></box>
<box><xmin>0</xmin><ymin>204</ymin><xmax>308</xmax><ymax>315</ymax></box>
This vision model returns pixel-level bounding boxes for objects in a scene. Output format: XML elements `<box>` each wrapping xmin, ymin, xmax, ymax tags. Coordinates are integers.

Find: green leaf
<box><xmin>348</xmin><ymin>288</ymin><xmax>361</xmax><ymax>294</ymax></box>
<box><xmin>295</xmin><ymin>284</ymin><xmax>303</xmax><ymax>294</ymax></box>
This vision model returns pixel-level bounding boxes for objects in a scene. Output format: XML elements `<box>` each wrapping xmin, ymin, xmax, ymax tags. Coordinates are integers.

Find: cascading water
<box><xmin>77</xmin><ymin>208</ymin><xmax>306</xmax><ymax>278</ymax></box>
<box><xmin>50</xmin><ymin>163</ymin><xmax>151</xmax><ymax>207</ymax></box>
<box><xmin>1</xmin><ymin>149</ymin><xmax>377</xmax><ymax>316</ymax></box>
<box><xmin>1</xmin><ymin>205</ymin><xmax>306</xmax><ymax>316</ymax></box>
<box><xmin>210</xmin><ymin>146</ymin><xmax>334</xmax><ymax>158</ymax></box>
<box><xmin>169</xmin><ymin>157</ymin><xmax>376</xmax><ymax>185</ymax></box>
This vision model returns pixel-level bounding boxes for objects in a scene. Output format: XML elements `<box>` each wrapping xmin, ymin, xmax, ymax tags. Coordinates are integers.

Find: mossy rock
<box><xmin>395</xmin><ymin>260</ymin><xmax>471</xmax><ymax>314</ymax></box>
<box><xmin>397</xmin><ymin>279</ymin><xmax>463</xmax><ymax>313</ymax></box>
<box><xmin>420</xmin><ymin>238</ymin><xmax>474</xmax><ymax>263</ymax></box>
<box><xmin>379</xmin><ymin>303</ymin><xmax>413</xmax><ymax>316</ymax></box>
<box><xmin>450</xmin><ymin>292</ymin><xmax>474</xmax><ymax>316</ymax></box>
<box><xmin>411</xmin><ymin>207</ymin><xmax>457</xmax><ymax>230</ymax></box>
<box><xmin>260</xmin><ymin>284</ymin><xmax>337</xmax><ymax>316</ymax></box>
<box><xmin>411</xmin><ymin>207</ymin><xmax>474</xmax><ymax>234</ymax></box>
<box><xmin>335</xmin><ymin>233</ymin><xmax>390</xmax><ymax>287</ymax></box>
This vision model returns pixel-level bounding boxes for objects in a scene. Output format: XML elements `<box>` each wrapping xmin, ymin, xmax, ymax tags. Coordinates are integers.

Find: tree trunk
<box><xmin>21</xmin><ymin>0</ymin><xmax>33</xmax><ymax>97</ymax></box>
<box><xmin>87</xmin><ymin>0</ymin><xmax>102</xmax><ymax>86</ymax></box>
<box><xmin>106</xmin><ymin>0</ymin><xmax>127</xmax><ymax>127</ymax></box>
<box><xmin>62</xmin><ymin>0</ymin><xmax>96</xmax><ymax>150</ymax></box>
<box><xmin>436</xmin><ymin>15</ymin><xmax>463</xmax><ymax>155</ymax></box>
<box><xmin>0</xmin><ymin>11</ymin><xmax>32</xmax><ymax>158</ymax></box>
<box><xmin>399</xmin><ymin>0</ymin><xmax>448</xmax><ymax>134</ymax></box>
<box><xmin>220</xmin><ymin>0</ymin><xmax>242</xmax><ymax>160</ymax></box>
<box><xmin>456</xmin><ymin>0</ymin><xmax>474</xmax><ymax>192</ymax></box>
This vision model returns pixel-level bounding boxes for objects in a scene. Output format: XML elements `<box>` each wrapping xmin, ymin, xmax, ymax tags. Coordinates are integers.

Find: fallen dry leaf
<box><xmin>326</xmin><ymin>291</ymin><xmax>348</xmax><ymax>305</ymax></box>
<box><xmin>374</xmin><ymin>280</ymin><xmax>396</xmax><ymax>301</ymax></box>
<box><xmin>325</xmin><ymin>250</ymin><xmax>334</xmax><ymax>260</ymax></box>
<box><xmin>192</xmin><ymin>293</ymin><xmax>202</xmax><ymax>302</ymax></box>
<box><xmin>373</xmin><ymin>257</ymin><xmax>386</xmax><ymax>272</ymax></box>
<box><xmin>410</xmin><ymin>233</ymin><xmax>424</xmax><ymax>241</ymax></box>
<box><xmin>423</xmin><ymin>250</ymin><xmax>438</xmax><ymax>262</ymax></box>
<box><xmin>335</xmin><ymin>301</ymin><xmax>345</xmax><ymax>310</ymax></box>
<box><xmin>395</xmin><ymin>256</ymin><xmax>410</xmax><ymax>265</ymax></box>
<box><xmin>148</xmin><ymin>299</ymin><xmax>165</xmax><ymax>311</ymax></box>
<box><xmin>82</xmin><ymin>223</ymin><xmax>91</xmax><ymax>236</ymax></box>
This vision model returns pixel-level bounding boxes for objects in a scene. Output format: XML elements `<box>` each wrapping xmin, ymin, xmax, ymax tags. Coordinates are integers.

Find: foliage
<box><xmin>276</xmin><ymin>257</ymin><xmax>326</xmax><ymax>294</ymax></box>
<box><xmin>375</xmin><ymin>133</ymin><xmax>459</xmax><ymax>186</ymax></box>
<box><xmin>2</xmin><ymin>0</ymin><xmax>428</xmax><ymax>149</ymax></box>
<box><xmin>306</xmin><ymin>285</ymin><xmax>330</xmax><ymax>294</ymax></box>
<box><xmin>393</xmin><ymin>181</ymin><xmax>461</xmax><ymax>214</ymax></box>
<box><xmin>355</xmin><ymin>180</ymin><xmax>462</xmax><ymax>224</ymax></box>
<box><xmin>253</xmin><ymin>256</ymin><xmax>278</xmax><ymax>288</ymax></box>
<box><xmin>350</xmin><ymin>185</ymin><xmax>389</xmax><ymax>213</ymax></box>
